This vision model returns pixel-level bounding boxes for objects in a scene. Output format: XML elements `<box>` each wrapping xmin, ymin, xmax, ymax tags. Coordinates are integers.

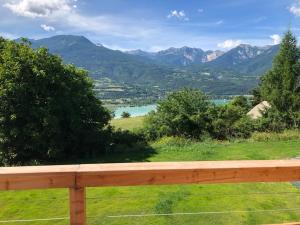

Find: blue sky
<box><xmin>1</xmin><ymin>0</ymin><xmax>300</xmax><ymax>51</ymax></box>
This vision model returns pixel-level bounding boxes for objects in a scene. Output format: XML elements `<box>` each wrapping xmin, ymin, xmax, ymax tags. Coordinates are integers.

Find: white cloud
<box><xmin>3</xmin><ymin>0</ymin><xmax>73</xmax><ymax>18</ymax></box>
<box><xmin>198</xmin><ymin>8</ymin><xmax>204</xmax><ymax>13</ymax></box>
<box><xmin>215</xmin><ymin>20</ymin><xmax>224</xmax><ymax>25</ymax></box>
<box><xmin>2</xmin><ymin>0</ymin><xmax>156</xmax><ymax>39</ymax></box>
<box><xmin>0</xmin><ymin>32</ymin><xmax>18</xmax><ymax>39</ymax></box>
<box><xmin>289</xmin><ymin>5</ymin><xmax>300</xmax><ymax>16</ymax></box>
<box><xmin>217</xmin><ymin>39</ymin><xmax>242</xmax><ymax>49</ymax></box>
<box><xmin>167</xmin><ymin>10</ymin><xmax>189</xmax><ymax>21</ymax></box>
<box><xmin>270</xmin><ymin>34</ymin><xmax>281</xmax><ymax>45</ymax></box>
<box><xmin>41</xmin><ymin>24</ymin><xmax>55</xmax><ymax>31</ymax></box>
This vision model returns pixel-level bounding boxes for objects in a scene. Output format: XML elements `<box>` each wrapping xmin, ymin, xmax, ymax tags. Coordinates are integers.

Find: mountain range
<box><xmin>23</xmin><ymin>35</ymin><xmax>279</xmax><ymax>96</ymax></box>
<box><xmin>126</xmin><ymin>47</ymin><xmax>225</xmax><ymax>66</ymax></box>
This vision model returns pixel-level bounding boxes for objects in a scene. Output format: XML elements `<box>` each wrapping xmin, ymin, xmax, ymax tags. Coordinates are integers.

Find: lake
<box><xmin>114</xmin><ymin>99</ymin><xmax>229</xmax><ymax>118</ymax></box>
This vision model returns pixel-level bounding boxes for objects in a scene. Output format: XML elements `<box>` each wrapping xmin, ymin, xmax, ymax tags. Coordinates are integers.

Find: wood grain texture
<box><xmin>264</xmin><ymin>223</ymin><xmax>300</xmax><ymax>225</ymax></box>
<box><xmin>1</xmin><ymin>160</ymin><xmax>300</xmax><ymax>190</ymax></box>
<box><xmin>69</xmin><ymin>187</ymin><xmax>86</xmax><ymax>225</ymax></box>
<box><xmin>0</xmin><ymin>165</ymin><xmax>78</xmax><ymax>190</ymax></box>
<box><xmin>76</xmin><ymin>160</ymin><xmax>300</xmax><ymax>187</ymax></box>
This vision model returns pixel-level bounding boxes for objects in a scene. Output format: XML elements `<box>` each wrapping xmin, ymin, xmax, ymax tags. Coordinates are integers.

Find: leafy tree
<box><xmin>259</xmin><ymin>30</ymin><xmax>300</xmax><ymax>129</ymax></box>
<box><xmin>143</xmin><ymin>88</ymin><xmax>214</xmax><ymax>139</ymax></box>
<box><xmin>121</xmin><ymin>111</ymin><xmax>131</xmax><ymax>118</ymax></box>
<box><xmin>230</xmin><ymin>96</ymin><xmax>251</xmax><ymax>112</ymax></box>
<box><xmin>0</xmin><ymin>38</ymin><xmax>111</xmax><ymax>165</ymax></box>
<box><xmin>143</xmin><ymin>89</ymin><xmax>254</xmax><ymax>140</ymax></box>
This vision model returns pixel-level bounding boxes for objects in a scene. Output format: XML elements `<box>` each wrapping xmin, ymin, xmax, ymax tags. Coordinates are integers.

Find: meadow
<box><xmin>1</xmin><ymin>117</ymin><xmax>300</xmax><ymax>225</ymax></box>
<box><xmin>110</xmin><ymin>116</ymin><xmax>145</xmax><ymax>131</ymax></box>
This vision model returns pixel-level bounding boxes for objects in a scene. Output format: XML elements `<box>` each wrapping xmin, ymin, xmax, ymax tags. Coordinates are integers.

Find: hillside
<box><xmin>30</xmin><ymin>35</ymin><xmax>172</xmax><ymax>85</ymax></box>
<box><xmin>208</xmin><ymin>44</ymin><xmax>279</xmax><ymax>75</ymax></box>
<box><xmin>26</xmin><ymin>35</ymin><xmax>280</xmax><ymax>97</ymax></box>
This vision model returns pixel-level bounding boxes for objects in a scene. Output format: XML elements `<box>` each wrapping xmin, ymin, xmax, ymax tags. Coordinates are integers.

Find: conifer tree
<box><xmin>259</xmin><ymin>30</ymin><xmax>300</xmax><ymax>128</ymax></box>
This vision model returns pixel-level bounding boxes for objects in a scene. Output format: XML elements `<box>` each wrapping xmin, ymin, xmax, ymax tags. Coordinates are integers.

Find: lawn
<box><xmin>110</xmin><ymin>116</ymin><xmax>145</xmax><ymax>131</ymax></box>
<box><xmin>1</xmin><ymin>136</ymin><xmax>300</xmax><ymax>225</ymax></box>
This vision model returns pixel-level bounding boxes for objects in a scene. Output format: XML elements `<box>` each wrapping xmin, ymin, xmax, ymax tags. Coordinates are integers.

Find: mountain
<box><xmin>234</xmin><ymin>44</ymin><xmax>280</xmax><ymax>75</ymax></box>
<box><xmin>30</xmin><ymin>35</ymin><xmax>173</xmax><ymax>85</ymax></box>
<box><xmin>24</xmin><ymin>35</ymin><xmax>280</xmax><ymax>96</ymax></box>
<box><xmin>208</xmin><ymin>44</ymin><xmax>271</xmax><ymax>67</ymax></box>
<box><xmin>126</xmin><ymin>46</ymin><xmax>225</xmax><ymax>66</ymax></box>
<box><xmin>205</xmin><ymin>44</ymin><xmax>280</xmax><ymax>76</ymax></box>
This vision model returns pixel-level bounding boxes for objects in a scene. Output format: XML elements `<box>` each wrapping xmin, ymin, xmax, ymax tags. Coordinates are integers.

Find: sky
<box><xmin>1</xmin><ymin>0</ymin><xmax>300</xmax><ymax>51</ymax></box>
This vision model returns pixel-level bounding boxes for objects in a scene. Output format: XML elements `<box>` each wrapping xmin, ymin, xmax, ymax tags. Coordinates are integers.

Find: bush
<box><xmin>143</xmin><ymin>89</ymin><xmax>254</xmax><ymax>141</ymax></box>
<box><xmin>143</xmin><ymin>88</ymin><xmax>214</xmax><ymax>140</ymax></box>
<box><xmin>105</xmin><ymin>126</ymin><xmax>147</xmax><ymax>153</ymax></box>
<box><xmin>254</xmin><ymin>108</ymin><xmax>300</xmax><ymax>132</ymax></box>
<box><xmin>211</xmin><ymin>103</ymin><xmax>254</xmax><ymax>140</ymax></box>
<box><xmin>121</xmin><ymin>111</ymin><xmax>131</xmax><ymax>118</ymax></box>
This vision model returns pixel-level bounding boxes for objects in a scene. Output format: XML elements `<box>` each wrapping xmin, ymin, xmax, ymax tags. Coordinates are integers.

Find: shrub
<box><xmin>121</xmin><ymin>111</ymin><xmax>131</xmax><ymax>118</ymax></box>
<box><xmin>143</xmin><ymin>88</ymin><xmax>214</xmax><ymax>140</ymax></box>
<box><xmin>143</xmin><ymin>89</ymin><xmax>254</xmax><ymax>141</ymax></box>
<box><xmin>211</xmin><ymin>104</ymin><xmax>254</xmax><ymax>140</ymax></box>
<box><xmin>106</xmin><ymin>126</ymin><xmax>147</xmax><ymax>153</ymax></box>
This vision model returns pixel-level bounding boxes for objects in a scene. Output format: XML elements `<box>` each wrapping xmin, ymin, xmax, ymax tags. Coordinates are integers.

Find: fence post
<box><xmin>69</xmin><ymin>187</ymin><xmax>86</xmax><ymax>225</ymax></box>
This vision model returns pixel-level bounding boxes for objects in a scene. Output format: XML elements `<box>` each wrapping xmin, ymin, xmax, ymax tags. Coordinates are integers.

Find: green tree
<box><xmin>230</xmin><ymin>96</ymin><xmax>251</xmax><ymax>112</ymax></box>
<box><xmin>259</xmin><ymin>31</ymin><xmax>300</xmax><ymax>129</ymax></box>
<box><xmin>0</xmin><ymin>38</ymin><xmax>111</xmax><ymax>165</ymax></box>
<box><xmin>143</xmin><ymin>88</ymin><xmax>214</xmax><ymax>139</ymax></box>
<box><xmin>143</xmin><ymin>90</ymin><xmax>254</xmax><ymax>140</ymax></box>
<box><xmin>121</xmin><ymin>111</ymin><xmax>131</xmax><ymax>118</ymax></box>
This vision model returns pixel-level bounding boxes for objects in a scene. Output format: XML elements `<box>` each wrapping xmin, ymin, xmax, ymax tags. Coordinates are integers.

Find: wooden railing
<box><xmin>1</xmin><ymin>160</ymin><xmax>300</xmax><ymax>225</ymax></box>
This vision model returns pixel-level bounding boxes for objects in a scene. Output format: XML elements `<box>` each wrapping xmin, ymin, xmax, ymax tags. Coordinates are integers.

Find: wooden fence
<box><xmin>1</xmin><ymin>160</ymin><xmax>300</xmax><ymax>225</ymax></box>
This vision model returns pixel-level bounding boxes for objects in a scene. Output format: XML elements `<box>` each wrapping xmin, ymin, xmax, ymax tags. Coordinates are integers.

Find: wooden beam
<box><xmin>69</xmin><ymin>187</ymin><xmax>86</xmax><ymax>225</ymax></box>
<box><xmin>1</xmin><ymin>160</ymin><xmax>300</xmax><ymax>190</ymax></box>
<box><xmin>76</xmin><ymin>160</ymin><xmax>300</xmax><ymax>187</ymax></box>
<box><xmin>0</xmin><ymin>165</ymin><xmax>77</xmax><ymax>190</ymax></box>
<box><xmin>264</xmin><ymin>223</ymin><xmax>300</xmax><ymax>225</ymax></box>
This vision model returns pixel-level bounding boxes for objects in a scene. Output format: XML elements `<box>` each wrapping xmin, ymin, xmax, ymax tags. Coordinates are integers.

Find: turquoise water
<box><xmin>114</xmin><ymin>104</ymin><xmax>157</xmax><ymax>118</ymax></box>
<box><xmin>114</xmin><ymin>99</ymin><xmax>229</xmax><ymax>118</ymax></box>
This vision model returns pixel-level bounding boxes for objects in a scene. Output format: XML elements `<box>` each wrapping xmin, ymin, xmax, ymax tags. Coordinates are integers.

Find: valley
<box><xmin>25</xmin><ymin>35</ymin><xmax>279</xmax><ymax>105</ymax></box>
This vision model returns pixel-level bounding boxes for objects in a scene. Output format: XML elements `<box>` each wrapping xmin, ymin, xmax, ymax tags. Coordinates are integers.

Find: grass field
<box><xmin>111</xmin><ymin>116</ymin><xmax>145</xmax><ymax>131</ymax></box>
<box><xmin>1</xmin><ymin>135</ymin><xmax>300</xmax><ymax>224</ymax></box>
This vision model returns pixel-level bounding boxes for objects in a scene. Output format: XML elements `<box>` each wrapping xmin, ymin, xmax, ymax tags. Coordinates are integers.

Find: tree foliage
<box><xmin>121</xmin><ymin>111</ymin><xmax>131</xmax><ymax>118</ymax></box>
<box><xmin>143</xmin><ymin>89</ymin><xmax>253</xmax><ymax>140</ymax></box>
<box><xmin>259</xmin><ymin>30</ymin><xmax>300</xmax><ymax>129</ymax></box>
<box><xmin>0</xmin><ymin>38</ymin><xmax>111</xmax><ymax>165</ymax></box>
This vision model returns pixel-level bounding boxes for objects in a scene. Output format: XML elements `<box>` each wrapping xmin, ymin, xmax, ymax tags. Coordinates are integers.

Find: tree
<box><xmin>143</xmin><ymin>88</ymin><xmax>214</xmax><ymax>139</ymax></box>
<box><xmin>121</xmin><ymin>111</ymin><xmax>131</xmax><ymax>118</ymax></box>
<box><xmin>0</xmin><ymin>38</ymin><xmax>111</xmax><ymax>165</ymax></box>
<box><xmin>230</xmin><ymin>96</ymin><xmax>251</xmax><ymax>112</ymax></box>
<box><xmin>259</xmin><ymin>30</ymin><xmax>300</xmax><ymax>129</ymax></box>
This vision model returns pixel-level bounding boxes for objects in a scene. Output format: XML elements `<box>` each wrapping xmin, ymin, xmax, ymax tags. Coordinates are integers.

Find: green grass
<box><xmin>1</xmin><ymin>137</ymin><xmax>300</xmax><ymax>224</ymax></box>
<box><xmin>111</xmin><ymin>116</ymin><xmax>145</xmax><ymax>131</ymax></box>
